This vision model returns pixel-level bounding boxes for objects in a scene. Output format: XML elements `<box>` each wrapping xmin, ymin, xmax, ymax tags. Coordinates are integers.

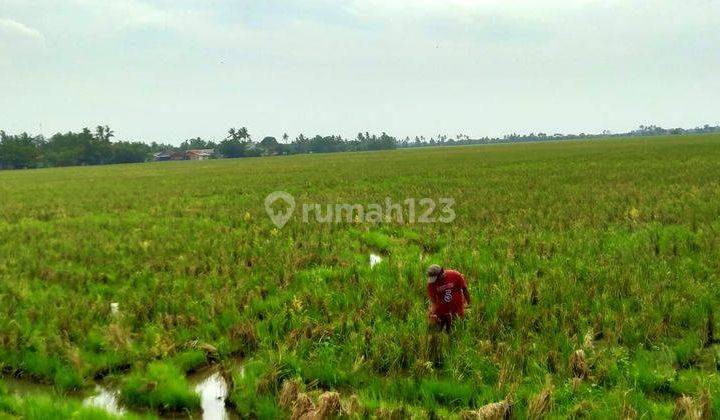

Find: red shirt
<box><xmin>427</xmin><ymin>269</ymin><xmax>468</xmax><ymax>316</ymax></box>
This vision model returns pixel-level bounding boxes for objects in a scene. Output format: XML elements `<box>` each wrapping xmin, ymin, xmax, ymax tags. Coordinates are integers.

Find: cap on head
<box><xmin>426</xmin><ymin>264</ymin><xmax>443</xmax><ymax>283</ymax></box>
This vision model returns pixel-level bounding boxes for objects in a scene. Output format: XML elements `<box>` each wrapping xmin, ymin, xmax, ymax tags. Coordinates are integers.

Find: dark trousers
<box><xmin>431</xmin><ymin>313</ymin><xmax>457</xmax><ymax>332</ymax></box>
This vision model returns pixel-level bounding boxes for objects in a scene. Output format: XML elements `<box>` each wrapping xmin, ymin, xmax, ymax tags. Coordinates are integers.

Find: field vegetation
<box><xmin>1</xmin><ymin>134</ymin><xmax>720</xmax><ymax>418</ymax></box>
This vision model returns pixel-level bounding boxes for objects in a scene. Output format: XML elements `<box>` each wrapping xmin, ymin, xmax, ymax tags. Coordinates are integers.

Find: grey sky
<box><xmin>1</xmin><ymin>0</ymin><xmax>718</xmax><ymax>144</ymax></box>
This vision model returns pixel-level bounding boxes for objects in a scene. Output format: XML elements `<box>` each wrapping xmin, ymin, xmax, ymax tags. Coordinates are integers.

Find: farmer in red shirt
<box><xmin>426</xmin><ymin>264</ymin><xmax>470</xmax><ymax>331</ymax></box>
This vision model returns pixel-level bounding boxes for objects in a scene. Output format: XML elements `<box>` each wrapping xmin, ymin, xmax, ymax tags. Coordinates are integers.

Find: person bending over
<box><xmin>426</xmin><ymin>264</ymin><xmax>470</xmax><ymax>332</ymax></box>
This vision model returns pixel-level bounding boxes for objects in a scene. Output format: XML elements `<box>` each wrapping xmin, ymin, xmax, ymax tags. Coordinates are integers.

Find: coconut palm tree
<box><xmin>94</xmin><ymin>125</ymin><xmax>114</xmax><ymax>142</ymax></box>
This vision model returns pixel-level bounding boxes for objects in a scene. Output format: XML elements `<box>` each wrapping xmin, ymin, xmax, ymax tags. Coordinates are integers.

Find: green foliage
<box><xmin>168</xmin><ymin>351</ymin><xmax>208</xmax><ymax>373</ymax></box>
<box><xmin>120</xmin><ymin>362</ymin><xmax>199</xmax><ymax>412</ymax></box>
<box><xmin>0</xmin><ymin>131</ymin><xmax>41</xmax><ymax>169</ymax></box>
<box><xmin>227</xmin><ymin>359</ymin><xmax>284</xmax><ymax>419</ymax></box>
<box><xmin>1</xmin><ymin>134</ymin><xmax>720</xmax><ymax>417</ymax></box>
<box><xmin>0</xmin><ymin>389</ymin><xmax>147</xmax><ymax>420</ymax></box>
<box><xmin>360</xmin><ymin>230</ymin><xmax>393</xmax><ymax>252</ymax></box>
<box><xmin>674</xmin><ymin>334</ymin><xmax>702</xmax><ymax>368</ymax></box>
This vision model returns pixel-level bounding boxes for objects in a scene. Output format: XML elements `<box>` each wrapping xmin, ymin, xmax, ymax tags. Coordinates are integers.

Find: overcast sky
<box><xmin>1</xmin><ymin>0</ymin><xmax>718</xmax><ymax>143</ymax></box>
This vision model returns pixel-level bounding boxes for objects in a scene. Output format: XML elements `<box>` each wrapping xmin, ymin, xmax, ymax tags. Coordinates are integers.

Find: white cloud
<box><xmin>346</xmin><ymin>0</ymin><xmax>612</xmax><ymax>21</ymax></box>
<box><xmin>0</xmin><ymin>18</ymin><xmax>44</xmax><ymax>42</ymax></box>
<box><xmin>67</xmin><ymin>0</ymin><xmax>198</xmax><ymax>30</ymax></box>
<box><xmin>60</xmin><ymin>0</ymin><xmax>246</xmax><ymax>47</ymax></box>
<box><xmin>0</xmin><ymin>0</ymin><xmax>718</xmax><ymax>140</ymax></box>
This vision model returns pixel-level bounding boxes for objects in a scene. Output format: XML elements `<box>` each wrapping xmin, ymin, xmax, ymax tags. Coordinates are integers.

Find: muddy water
<box><xmin>83</xmin><ymin>385</ymin><xmax>125</xmax><ymax>415</ymax></box>
<box><xmin>2</xmin><ymin>362</ymin><xmax>240</xmax><ymax>419</ymax></box>
<box><xmin>188</xmin><ymin>366</ymin><xmax>240</xmax><ymax>420</ymax></box>
<box><xmin>1</xmin><ymin>375</ymin><xmax>60</xmax><ymax>397</ymax></box>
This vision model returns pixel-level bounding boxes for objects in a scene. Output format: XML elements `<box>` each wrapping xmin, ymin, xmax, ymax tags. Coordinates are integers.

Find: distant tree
<box><xmin>219</xmin><ymin>127</ymin><xmax>253</xmax><ymax>158</ymax></box>
<box><xmin>43</xmin><ymin>129</ymin><xmax>100</xmax><ymax>166</ymax></box>
<box><xmin>227</xmin><ymin>127</ymin><xmax>250</xmax><ymax>142</ymax></box>
<box><xmin>94</xmin><ymin>125</ymin><xmax>114</xmax><ymax>142</ymax></box>
<box><xmin>111</xmin><ymin>141</ymin><xmax>151</xmax><ymax>163</ymax></box>
<box><xmin>308</xmin><ymin>135</ymin><xmax>342</xmax><ymax>153</ymax></box>
<box><xmin>148</xmin><ymin>141</ymin><xmax>175</xmax><ymax>153</ymax></box>
<box><xmin>180</xmin><ymin>137</ymin><xmax>214</xmax><ymax>150</ymax></box>
<box><xmin>259</xmin><ymin>136</ymin><xmax>279</xmax><ymax>155</ymax></box>
<box><xmin>276</xmin><ymin>143</ymin><xmax>290</xmax><ymax>155</ymax></box>
<box><xmin>292</xmin><ymin>134</ymin><xmax>310</xmax><ymax>154</ymax></box>
<box><xmin>0</xmin><ymin>131</ymin><xmax>41</xmax><ymax>169</ymax></box>
<box><xmin>218</xmin><ymin>138</ymin><xmax>247</xmax><ymax>158</ymax></box>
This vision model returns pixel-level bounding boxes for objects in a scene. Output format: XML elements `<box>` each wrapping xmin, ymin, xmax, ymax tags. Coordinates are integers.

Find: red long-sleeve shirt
<box><xmin>427</xmin><ymin>269</ymin><xmax>468</xmax><ymax>317</ymax></box>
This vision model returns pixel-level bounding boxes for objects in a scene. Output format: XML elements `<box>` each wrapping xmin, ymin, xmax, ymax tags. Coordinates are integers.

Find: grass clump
<box><xmin>120</xmin><ymin>362</ymin><xmax>199</xmax><ymax>413</ymax></box>
<box><xmin>0</xmin><ymin>378</ymin><xmax>149</xmax><ymax>420</ymax></box>
<box><xmin>675</xmin><ymin>334</ymin><xmax>702</xmax><ymax>369</ymax></box>
<box><xmin>227</xmin><ymin>359</ymin><xmax>285</xmax><ymax>418</ymax></box>
<box><xmin>1</xmin><ymin>395</ymin><xmax>119</xmax><ymax>420</ymax></box>
<box><xmin>168</xmin><ymin>350</ymin><xmax>208</xmax><ymax>373</ymax></box>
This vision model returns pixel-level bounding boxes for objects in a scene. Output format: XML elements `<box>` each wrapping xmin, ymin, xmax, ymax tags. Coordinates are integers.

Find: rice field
<box><xmin>1</xmin><ymin>134</ymin><xmax>720</xmax><ymax>418</ymax></box>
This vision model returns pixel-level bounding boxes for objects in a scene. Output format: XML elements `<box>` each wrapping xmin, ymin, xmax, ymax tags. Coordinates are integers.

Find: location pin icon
<box><xmin>264</xmin><ymin>191</ymin><xmax>295</xmax><ymax>228</ymax></box>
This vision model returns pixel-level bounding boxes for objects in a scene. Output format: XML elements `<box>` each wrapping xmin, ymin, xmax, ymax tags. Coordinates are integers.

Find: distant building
<box><xmin>153</xmin><ymin>149</ymin><xmax>215</xmax><ymax>161</ymax></box>
<box><xmin>186</xmin><ymin>149</ymin><xmax>214</xmax><ymax>160</ymax></box>
<box><xmin>153</xmin><ymin>151</ymin><xmax>186</xmax><ymax>161</ymax></box>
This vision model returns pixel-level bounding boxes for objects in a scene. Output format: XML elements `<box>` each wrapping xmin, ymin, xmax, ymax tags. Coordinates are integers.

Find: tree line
<box><xmin>1</xmin><ymin>124</ymin><xmax>718</xmax><ymax>170</ymax></box>
<box><xmin>396</xmin><ymin>124</ymin><xmax>720</xmax><ymax>148</ymax></box>
<box><xmin>215</xmin><ymin>129</ymin><xmax>397</xmax><ymax>158</ymax></box>
<box><xmin>0</xmin><ymin>126</ymin><xmax>159</xmax><ymax>169</ymax></box>
<box><xmin>0</xmin><ymin>126</ymin><xmax>398</xmax><ymax>169</ymax></box>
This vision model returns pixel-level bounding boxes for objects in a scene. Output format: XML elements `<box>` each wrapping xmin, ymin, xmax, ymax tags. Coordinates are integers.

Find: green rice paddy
<box><xmin>1</xmin><ymin>134</ymin><xmax>720</xmax><ymax>418</ymax></box>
